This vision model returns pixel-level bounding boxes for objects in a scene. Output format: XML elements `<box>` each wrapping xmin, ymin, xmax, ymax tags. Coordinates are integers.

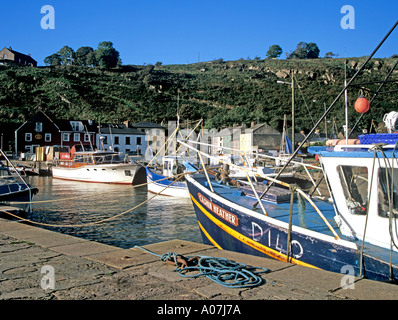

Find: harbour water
<box><xmin>23</xmin><ymin>176</ymin><xmax>203</xmax><ymax>249</ymax></box>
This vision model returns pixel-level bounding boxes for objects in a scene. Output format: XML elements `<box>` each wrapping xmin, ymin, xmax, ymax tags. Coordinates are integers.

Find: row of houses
<box><xmin>12</xmin><ymin>110</ymin><xmax>330</xmax><ymax>163</ymax></box>
<box><xmin>14</xmin><ymin>110</ymin><xmax>164</xmax><ymax>160</ymax></box>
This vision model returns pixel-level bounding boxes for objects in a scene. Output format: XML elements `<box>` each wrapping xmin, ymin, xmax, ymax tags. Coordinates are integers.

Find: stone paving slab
<box><xmin>0</xmin><ymin>220</ymin><xmax>33</xmax><ymax>232</ymax></box>
<box><xmin>49</xmin><ymin>240</ymin><xmax>117</xmax><ymax>257</ymax></box>
<box><xmin>20</xmin><ymin>233</ymin><xmax>87</xmax><ymax>248</ymax></box>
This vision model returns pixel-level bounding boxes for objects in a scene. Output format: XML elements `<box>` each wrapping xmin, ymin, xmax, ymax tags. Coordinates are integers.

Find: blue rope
<box><xmin>134</xmin><ymin>246</ymin><xmax>268</xmax><ymax>288</ymax></box>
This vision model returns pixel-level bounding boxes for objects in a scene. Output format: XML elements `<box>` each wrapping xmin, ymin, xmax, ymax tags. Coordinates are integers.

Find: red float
<box><xmin>354</xmin><ymin>95</ymin><xmax>370</xmax><ymax>114</ymax></box>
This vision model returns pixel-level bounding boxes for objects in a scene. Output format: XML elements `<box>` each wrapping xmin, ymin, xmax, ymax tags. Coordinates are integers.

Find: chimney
<box><xmin>124</xmin><ymin>120</ymin><xmax>129</xmax><ymax>128</ymax></box>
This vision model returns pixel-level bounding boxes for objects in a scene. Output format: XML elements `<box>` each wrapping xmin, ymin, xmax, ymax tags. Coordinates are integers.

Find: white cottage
<box><xmin>97</xmin><ymin>123</ymin><xmax>147</xmax><ymax>157</ymax></box>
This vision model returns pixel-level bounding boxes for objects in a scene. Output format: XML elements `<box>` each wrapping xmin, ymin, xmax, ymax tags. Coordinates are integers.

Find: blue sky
<box><xmin>1</xmin><ymin>0</ymin><xmax>397</xmax><ymax>66</ymax></box>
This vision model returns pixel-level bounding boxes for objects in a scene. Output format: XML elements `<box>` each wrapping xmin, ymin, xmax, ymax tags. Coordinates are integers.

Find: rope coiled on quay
<box><xmin>134</xmin><ymin>245</ymin><xmax>269</xmax><ymax>288</ymax></box>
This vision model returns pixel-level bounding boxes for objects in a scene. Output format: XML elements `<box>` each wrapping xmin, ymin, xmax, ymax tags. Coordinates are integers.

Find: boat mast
<box><xmin>252</xmin><ymin>19</ymin><xmax>398</xmax><ymax>209</ymax></box>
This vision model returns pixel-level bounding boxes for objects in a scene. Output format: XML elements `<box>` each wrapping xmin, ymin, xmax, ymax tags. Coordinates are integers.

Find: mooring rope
<box><xmin>134</xmin><ymin>245</ymin><xmax>269</xmax><ymax>288</ymax></box>
<box><xmin>8</xmin><ymin>169</ymin><xmax>187</xmax><ymax>205</ymax></box>
<box><xmin>0</xmin><ymin>170</ymin><xmax>191</xmax><ymax>228</ymax></box>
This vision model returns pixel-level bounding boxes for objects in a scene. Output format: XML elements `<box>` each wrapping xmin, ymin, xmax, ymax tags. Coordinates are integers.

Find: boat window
<box><xmin>104</xmin><ymin>155</ymin><xmax>113</xmax><ymax>162</ymax></box>
<box><xmin>337</xmin><ymin>165</ymin><xmax>368</xmax><ymax>215</ymax></box>
<box><xmin>74</xmin><ymin>155</ymin><xmax>84</xmax><ymax>163</ymax></box>
<box><xmin>84</xmin><ymin>155</ymin><xmax>93</xmax><ymax>164</ymax></box>
<box><xmin>378</xmin><ymin>167</ymin><xmax>398</xmax><ymax>218</ymax></box>
<box><xmin>94</xmin><ymin>156</ymin><xmax>104</xmax><ymax>164</ymax></box>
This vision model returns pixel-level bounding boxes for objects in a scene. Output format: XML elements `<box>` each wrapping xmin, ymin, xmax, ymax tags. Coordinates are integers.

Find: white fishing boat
<box><xmin>145</xmin><ymin>118</ymin><xmax>202</xmax><ymax>197</ymax></box>
<box><xmin>146</xmin><ymin>156</ymin><xmax>198</xmax><ymax>197</ymax></box>
<box><xmin>52</xmin><ymin>144</ymin><xmax>146</xmax><ymax>185</ymax></box>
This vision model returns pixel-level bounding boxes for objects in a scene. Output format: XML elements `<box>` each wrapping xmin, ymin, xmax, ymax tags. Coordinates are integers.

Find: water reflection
<box><xmin>26</xmin><ymin>176</ymin><xmax>202</xmax><ymax>248</ymax></box>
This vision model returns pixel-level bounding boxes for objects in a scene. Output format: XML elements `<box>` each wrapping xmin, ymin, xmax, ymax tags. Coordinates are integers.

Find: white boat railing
<box><xmin>178</xmin><ymin>139</ymin><xmax>341</xmax><ymax>239</ymax></box>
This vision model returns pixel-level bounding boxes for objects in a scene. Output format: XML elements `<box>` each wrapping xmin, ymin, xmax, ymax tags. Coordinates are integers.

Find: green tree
<box><xmin>288</xmin><ymin>42</ymin><xmax>320</xmax><ymax>59</ymax></box>
<box><xmin>96</xmin><ymin>41</ymin><xmax>121</xmax><ymax>68</ymax></box>
<box><xmin>85</xmin><ymin>51</ymin><xmax>98</xmax><ymax>67</ymax></box>
<box><xmin>58</xmin><ymin>46</ymin><xmax>75</xmax><ymax>65</ymax></box>
<box><xmin>75</xmin><ymin>46</ymin><xmax>94</xmax><ymax>66</ymax></box>
<box><xmin>307</xmin><ymin>42</ymin><xmax>320</xmax><ymax>59</ymax></box>
<box><xmin>44</xmin><ymin>53</ymin><xmax>62</xmax><ymax>66</ymax></box>
<box><xmin>288</xmin><ymin>42</ymin><xmax>308</xmax><ymax>59</ymax></box>
<box><xmin>324</xmin><ymin>51</ymin><xmax>337</xmax><ymax>58</ymax></box>
<box><xmin>266</xmin><ymin>44</ymin><xmax>283</xmax><ymax>58</ymax></box>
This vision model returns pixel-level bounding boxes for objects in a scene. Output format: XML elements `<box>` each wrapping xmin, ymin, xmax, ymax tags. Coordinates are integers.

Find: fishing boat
<box><xmin>0</xmin><ymin>166</ymin><xmax>38</xmax><ymax>203</ymax></box>
<box><xmin>183</xmin><ymin>131</ymin><xmax>398</xmax><ymax>283</ymax></box>
<box><xmin>183</xmin><ymin>21</ymin><xmax>398</xmax><ymax>283</ymax></box>
<box><xmin>9</xmin><ymin>164</ymin><xmax>39</xmax><ymax>176</ymax></box>
<box><xmin>145</xmin><ymin>118</ymin><xmax>203</xmax><ymax>197</ymax></box>
<box><xmin>52</xmin><ymin>144</ymin><xmax>146</xmax><ymax>185</ymax></box>
<box><xmin>146</xmin><ymin>156</ymin><xmax>198</xmax><ymax>197</ymax></box>
<box><xmin>0</xmin><ymin>150</ymin><xmax>38</xmax><ymax>214</ymax></box>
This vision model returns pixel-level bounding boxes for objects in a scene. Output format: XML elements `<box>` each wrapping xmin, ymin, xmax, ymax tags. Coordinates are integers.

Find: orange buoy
<box><xmin>354</xmin><ymin>95</ymin><xmax>370</xmax><ymax>114</ymax></box>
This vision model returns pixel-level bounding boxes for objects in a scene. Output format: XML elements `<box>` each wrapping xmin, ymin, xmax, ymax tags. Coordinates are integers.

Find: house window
<box><xmin>74</xmin><ymin>133</ymin><xmax>80</xmax><ymax>142</ymax></box>
<box><xmin>63</xmin><ymin>133</ymin><xmax>70</xmax><ymax>142</ymax></box>
<box><xmin>137</xmin><ymin>137</ymin><xmax>142</xmax><ymax>145</ymax></box>
<box><xmin>3</xmin><ymin>54</ymin><xmax>6</xmax><ymax>59</ymax></box>
<box><xmin>114</xmin><ymin>136</ymin><xmax>119</xmax><ymax>145</ymax></box>
<box><xmin>101</xmin><ymin>136</ymin><xmax>108</xmax><ymax>145</ymax></box>
<box><xmin>84</xmin><ymin>134</ymin><xmax>90</xmax><ymax>142</ymax></box>
<box><xmin>125</xmin><ymin>137</ymin><xmax>131</xmax><ymax>145</ymax></box>
<box><xmin>70</xmin><ymin>121</ymin><xmax>82</xmax><ymax>131</ymax></box>
<box><xmin>45</xmin><ymin>133</ymin><xmax>51</xmax><ymax>142</ymax></box>
<box><xmin>25</xmin><ymin>133</ymin><xmax>32</xmax><ymax>142</ymax></box>
<box><xmin>35</xmin><ymin>122</ymin><xmax>43</xmax><ymax>132</ymax></box>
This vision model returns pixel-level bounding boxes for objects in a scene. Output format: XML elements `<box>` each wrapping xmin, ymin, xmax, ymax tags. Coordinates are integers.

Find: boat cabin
<box><xmin>57</xmin><ymin>144</ymin><xmax>124</xmax><ymax>168</ymax></box>
<box><xmin>161</xmin><ymin>156</ymin><xmax>198</xmax><ymax>178</ymax></box>
<box><xmin>310</xmin><ymin>136</ymin><xmax>398</xmax><ymax>251</ymax></box>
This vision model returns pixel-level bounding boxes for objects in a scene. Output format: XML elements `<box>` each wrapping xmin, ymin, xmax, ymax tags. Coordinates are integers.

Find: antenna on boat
<box><xmin>348</xmin><ymin>58</ymin><xmax>398</xmax><ymax>137</ymax></box>
<box><xmin>84</xmin><ymin>124</ymin><xmax>94</xmax><ymax>151</ymax></box>
<box><xmin>252</xmin><ymin>19</ymin><xmax>398</xmax><ymax>209</ymax></box>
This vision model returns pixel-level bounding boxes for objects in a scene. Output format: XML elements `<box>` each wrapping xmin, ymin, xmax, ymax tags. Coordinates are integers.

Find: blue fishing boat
<box><xmin>185</xmin><ymin>135</ymin><xmax>398</xmax><ymax>283</ymax></box>
<box><xmin>146</xmin><ymin>156</ymin><xmax>198</xmax><ymax>197</ymax></box>
<box><xmin>184</xmin><ymin>21</ymin><xmax>398</xmax><ymax>283</ymax></box>
<box><xmin>0</xmin><ymin>150</ymin><xmax>38</xmax><ymax>215</ymax></box>
<box><xmin>0</xmin><ymin>166</ymin><xmax>38</xmax><ymax>203</ymax></box>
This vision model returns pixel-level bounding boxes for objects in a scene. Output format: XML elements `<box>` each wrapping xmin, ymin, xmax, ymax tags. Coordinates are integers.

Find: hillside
<box><xmin>0</xmin><ymin>56</ymin><xmax>397</xmax><ymax>148</ymax></box>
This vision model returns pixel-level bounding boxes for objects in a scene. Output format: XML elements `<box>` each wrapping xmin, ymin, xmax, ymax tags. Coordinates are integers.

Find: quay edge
<box><xmin>0</xmin><ymin>217</ymin><xmax>398</xmax><ymax>300</ymax></box>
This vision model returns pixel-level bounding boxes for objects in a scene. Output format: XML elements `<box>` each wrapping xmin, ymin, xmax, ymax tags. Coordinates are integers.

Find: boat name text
<box><xmin>198</xmin><ymin>193</ymin><xmax>239</xmax><ymax>227</ymax></box>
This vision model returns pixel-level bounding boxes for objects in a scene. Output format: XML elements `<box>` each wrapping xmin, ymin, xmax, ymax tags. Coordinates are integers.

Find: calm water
<box><xmin>24</xmin><ymin>176</ymin><xmax>203</xmax><ymax>249</ymax></box>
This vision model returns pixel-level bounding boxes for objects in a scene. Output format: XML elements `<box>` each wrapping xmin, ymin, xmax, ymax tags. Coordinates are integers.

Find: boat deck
<box><xmin>196</xmin><ymin>175</ymin><xmax>339</xmax><ymax>237</ymax></box>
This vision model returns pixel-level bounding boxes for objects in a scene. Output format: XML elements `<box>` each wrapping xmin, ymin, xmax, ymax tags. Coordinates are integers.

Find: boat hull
<box><xmin>0</xmin><ymin>185</ymin><xmax>38</xmax><ymax>203</ymax></box>
<box><xmin>186</xmin><ymin>174</ymin><xmax>398</xmax><ymax>283</ymax></box>
<box><xmin>52</xmin><ymin>163</ymin><xmax>145</xmax><ymax>185</ymax></box>
<box><xmin>146</xmin><ymin>167</ymin><xmax>189</xmax><ymax>197</ymax></box>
